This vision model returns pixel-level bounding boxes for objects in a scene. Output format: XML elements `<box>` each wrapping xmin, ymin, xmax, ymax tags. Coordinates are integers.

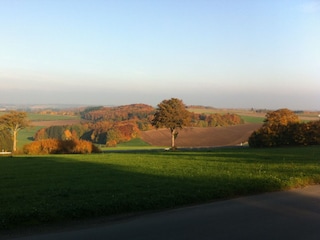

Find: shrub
<box><xmin>249</xmin><ymin>109</ymin><xmax>320</xmax><ymax>147</ymax></box>
<box><xmin>23</xmin><ymin>139</ymin><xmax>101</xmax><ymax>154</ymax></box>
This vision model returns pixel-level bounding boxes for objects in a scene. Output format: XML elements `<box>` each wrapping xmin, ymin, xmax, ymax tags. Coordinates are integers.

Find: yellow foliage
<box><xmin>23</xmin><ymin>139</ymin><xmax>100</xmax><ymax>154</ymax></box>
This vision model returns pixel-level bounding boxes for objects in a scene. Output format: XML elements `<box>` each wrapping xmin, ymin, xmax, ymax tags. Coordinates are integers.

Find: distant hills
<box><xmin>0</xmin><ymin>104</ymin><xmax>96</xmax><ymax>111</ymax></box>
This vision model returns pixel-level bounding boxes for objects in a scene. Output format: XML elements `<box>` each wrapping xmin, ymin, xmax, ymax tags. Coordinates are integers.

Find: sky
<box><xmin>0</xmin><ymin>0</ymin><xmax>319</xmax><ymax>110</ymax></box>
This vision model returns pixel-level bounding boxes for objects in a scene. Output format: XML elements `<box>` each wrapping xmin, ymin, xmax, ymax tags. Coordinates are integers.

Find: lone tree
<box><xmin>152</xmin><ymin>98</ymin><xmax>190</xmax><ymax>149</ymax></box>
<box><xmin>0</xmin><ymin>111</ymin><xmax>29</xmax><ymax>152</ymax></box>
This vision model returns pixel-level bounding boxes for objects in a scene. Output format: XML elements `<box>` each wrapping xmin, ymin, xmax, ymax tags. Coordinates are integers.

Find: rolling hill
<box><xmin>140</xmin><ymin>123</ymin><xmax>262</xmax><ymax>147</ymax></box>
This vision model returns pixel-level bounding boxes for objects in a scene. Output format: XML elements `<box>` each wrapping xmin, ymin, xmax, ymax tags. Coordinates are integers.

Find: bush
<box><xmin>23</xmin><ymin>139</ymin><xmax>101</xmax><ymax>154</ymax></box>
<box><xmin>249</xmin><ymin>121</ymin><xmax>320</xmax><ymax>148</ymax></box>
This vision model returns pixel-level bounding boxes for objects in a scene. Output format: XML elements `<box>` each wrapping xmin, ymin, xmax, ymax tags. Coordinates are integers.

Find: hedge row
<box><xmin>249</xmin><ymin>120</ymin><xmax>320</xmax><ymax>147</ymax></box>
<box><xmin>23</xmin><ymin>139</ymin><xmax>101</xmax><ymax>154</ymax></box>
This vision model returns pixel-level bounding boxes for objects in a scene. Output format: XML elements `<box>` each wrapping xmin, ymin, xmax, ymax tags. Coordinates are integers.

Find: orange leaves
<box><xmin>63</xmin><ymin>129</ymin><xmax>72</xmax><ymax>140</ymax></box>
<box><xmin>23</xmin><ymin>139</ymin><xmax>60</xmax><ymax>154</ymax></box>
<box><xmin>23</xmin><ymin>139</ymin><xmax>101</xmax><ymax>154</ymax></box>
<box><xmin>34</xmin><ymin>128</ymin><xmax>48</xmax><ymax>140</ymax></box>
<box><xmin>81</xmin><ymin>104</ymin><xmax>155</xmax><ymax>121</ymax></box>
<box><xmin>190</xmin><ymin>113</ymin><xmax>244</xmax><ymax>127</ymax></box>
<box><xmin>249</xmin><ymin>109</ymin><xmax>319</xmax><ymax>147</ymax></box>
<box><xmin>105</xmin><ymin>121</ymin><xmax>141</xmax><ymax>146</ymax></box>
<box><xmin>264</xmin><ymin>109</ymin><xmax>299</xmax><ymax>127</ymax></box>
<box><xmin>106</xmin><ymin>139</ymin><xmax>117</xmax><ymax>147</ymax></box>
<box><xmin>114</xmin><ymin>121</ymin><xmax>140</xmax><ymax>140</ymax></box>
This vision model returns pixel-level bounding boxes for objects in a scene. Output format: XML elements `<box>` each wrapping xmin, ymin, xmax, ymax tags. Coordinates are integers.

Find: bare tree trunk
<box><xmin>13</xmin><ymin>130</ymin><xmax>17</xmax><ymax>152</ymax></box>
<box><xmin>171</xmin><ymin>129</ymin><xmax>175</xmax><ymax>149</ymax></box>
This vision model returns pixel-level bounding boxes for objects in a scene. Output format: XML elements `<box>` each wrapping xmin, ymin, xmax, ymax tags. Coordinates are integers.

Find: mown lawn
<box><xmin>0</xmin><ymin>146</ymin><xmax>319</xmax><ymax>230</ymax></box>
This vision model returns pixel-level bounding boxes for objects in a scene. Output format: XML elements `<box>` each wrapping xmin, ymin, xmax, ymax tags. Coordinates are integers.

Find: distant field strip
<box><xmin>27</xmin><ymin>113</ymin><xmax>80</xmax><ymax>121</ymax></box>
<box><xmin>30</xmin><ymin>119</ymin><xmax>82</xmax><ymax>127</ymax></box>
<box><xmin>240</xmin><ymin>115</ymin><xmax>265</xmax><ymax>123</ymax></box>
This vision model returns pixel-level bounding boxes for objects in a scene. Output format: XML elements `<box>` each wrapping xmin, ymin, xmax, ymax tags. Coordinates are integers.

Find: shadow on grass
<box><xmin>142</xmin><ymin>146</ymin><xmax>320</xmax><ymax>164</ymax></box>
<box><xmin>0</xmin><ymin>148</ymin><xmax>319</xmax><ymax>232</ymax></box>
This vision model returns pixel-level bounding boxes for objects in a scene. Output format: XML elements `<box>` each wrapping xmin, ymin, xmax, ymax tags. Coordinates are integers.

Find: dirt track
<box><xmin>141</xmin><ymin>123</ymin><xmax>262</xmax><ymax>147</ymax></box>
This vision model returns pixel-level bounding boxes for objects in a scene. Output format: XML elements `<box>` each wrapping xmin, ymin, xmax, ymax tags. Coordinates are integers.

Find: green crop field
<box><xmin>240</xmin><ymin>115</ymin><xmax>265</xmax><ymax>123</ymax></box>
<box><xmin>0</xmin><ymin>112</ymin><xmax>79</xmax><ymax>121</ymax></box>
<box><xmin>1</xmin><ymin>146</ymin><xmax>319</xmax><ymax>231</ymax></box>
<box><xmin>117</xmin><ymin>138</ymin><xmax>151</xmax><ymax>147</ymax></box>
<box><xmin>26</xmin><ymin>113</ymin><xmax>80</xmax><ymax>121</ymax></box>
<box><xmin>99</xmin><ymin>138</ymin><xmax>161</xmax><ymax>152</ymax></box>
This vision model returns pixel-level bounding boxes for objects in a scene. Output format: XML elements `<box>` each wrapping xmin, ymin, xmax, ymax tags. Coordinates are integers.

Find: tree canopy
<box><xmin>0</xmin><ymin>129</ymin><xmax>12</xmax><ymax>151</ymax></box>
<box><xmin>249</xmin><ymin>109</ymin><xmax>320</xmax><ymax>147</ymax></box>
<box><xmin>263</xmin><ymin>108</ymin><xmax>299</xmax><ymax>127</ymax></box>
<box><xmin>152</xmin><ymin>98</ymin><xmax>191</xmax><ymax>149</ymax></box>
<box><xmin>0</xmin><ymin>111</ymin><xmax>29</xmax><ymax>152</ymax></box>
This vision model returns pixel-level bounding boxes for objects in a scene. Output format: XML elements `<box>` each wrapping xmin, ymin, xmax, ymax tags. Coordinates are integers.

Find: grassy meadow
<box><xmin>17</xmin><ymin>126</ymin><xmax>43</xmax><ymax>149</ymax></box>
<box><xmin>26</xmin><ymin>113</ymin><xmax>80</xmax><ymax>121</ymax></box>
<box><xmin>1</xmin><ymin>146</ymin><xmax>320</xmax><ymax>230</ymax></box>
<box><xmin>239</xmin><ymin>115</ymin><xmax>264</xmax><ymax>123</ymax></box>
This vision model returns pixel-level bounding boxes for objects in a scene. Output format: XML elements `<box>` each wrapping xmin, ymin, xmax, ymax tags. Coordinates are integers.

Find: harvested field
<box><xmin>141</xmin><ymin>123</ymin><xmax>262</xmax><ymax>147</ymax></box>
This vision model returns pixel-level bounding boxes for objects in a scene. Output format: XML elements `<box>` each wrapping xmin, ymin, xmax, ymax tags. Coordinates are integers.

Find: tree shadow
<box><xmin>0</xmin><ymin>151</ymin><xmax>318</xmax><ymax>234</ymax></box>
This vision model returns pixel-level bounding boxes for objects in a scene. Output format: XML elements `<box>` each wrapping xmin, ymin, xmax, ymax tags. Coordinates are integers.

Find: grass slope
<box><xmin>1</xmin><ymin>146</ymin><xmax>319</xmax><ymax>231</ymax></box>
<box><xmin>17</xmin><ymin>126</ymin><xmax>43</xmax><ymax>149</ymax></box>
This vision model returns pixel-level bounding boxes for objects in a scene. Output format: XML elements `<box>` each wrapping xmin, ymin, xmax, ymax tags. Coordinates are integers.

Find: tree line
<box><xmin>1</xmin><ymin>102</ymin><xmax>319</xmax><ymax>153</ymax></box>
<box><xmin>249</xmin><ymin>109</ymin><xmax>320</xmax><ymax>147</ymax></box>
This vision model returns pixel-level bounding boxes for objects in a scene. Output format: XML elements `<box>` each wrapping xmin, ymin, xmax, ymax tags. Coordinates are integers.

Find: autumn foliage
<box><xmin>80</xmin><ymin>104</ymin><xmax>154</xmax><ymax>122</ymax></box>
<box><xmin>0</xmin><ymin>111</ymin><xmax>29</xmax><ymax>152</ymax></box>
<box><xmin>32</xmin><ymin>103</ymin><xmax>245</xmax><ymax>148</ymax></box>
<box><xmin>23</xmin><ymin>139</ymin><xmax>101</xmax><ymax>154</ymax></box>
<box><xmin>0</xmin><ymin>129</ymin><xmax>12</xmax><ymax>151</ymax></box>
<box><xmin>249</xmin><ymin>109</ymin><xmax>320</xmax><ymax>147</ymax></box>
<box><xmin>190</xmin><ymin>113</ymin><xmax>244</xmax><ymax>127</ymax></box>
<box><xmin>152</xmin><ymin>98</ymin><xmax>191</xmax><ymax>148</ymax></box>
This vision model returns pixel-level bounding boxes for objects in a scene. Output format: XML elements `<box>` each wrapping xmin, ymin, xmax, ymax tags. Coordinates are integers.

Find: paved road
<box><xmin>5</xmin><ymin>185</ymin><xmax>320</xmax><ymax>240</ymax></box>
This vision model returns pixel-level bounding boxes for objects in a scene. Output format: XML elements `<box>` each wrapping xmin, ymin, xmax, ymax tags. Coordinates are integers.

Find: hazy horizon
<box><xmin>1</xmin><ymin>0</ymin><xmax>319</xmax><ymax>110</ymax></box>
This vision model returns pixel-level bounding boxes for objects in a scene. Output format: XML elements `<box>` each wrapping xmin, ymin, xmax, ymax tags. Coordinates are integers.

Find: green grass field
<box><xmin>1</xmin><ymin>146</ymin><xmax>319</xmax><ymax>230</ymax></box>
<box><xmin>240</xmin><ymin>115</ymin><xmax>265</xmax><ymax>123</ymax></box>
<box><xmin>117</xmin><ymin>138</ymin><xmax>151</xmax><ymax>147</ymax></box>
<box><xmin>0</xmin><ymin>112</ymin><xmax>79</xmax><ymax>121</ymax></box>
<box><xmin>26</xmin><ymin>113</ymin><xmax>80</xmax><ymax>121</ymax></box>
<box><xmin>17</xmin><ymin>126</ymin><xmax>43</xmax><ymax>149</ymax></box>
<box><xmin>100</xmin><ymin>138</ymin><xmax>164</xmax><ymax>151</ymax></box>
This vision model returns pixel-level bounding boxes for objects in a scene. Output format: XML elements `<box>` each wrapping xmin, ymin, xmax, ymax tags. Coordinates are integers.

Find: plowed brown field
<box><xmin>141</xmin><ymin>123</ymin><xmax>262</xmax><ymax>147</ymax></box>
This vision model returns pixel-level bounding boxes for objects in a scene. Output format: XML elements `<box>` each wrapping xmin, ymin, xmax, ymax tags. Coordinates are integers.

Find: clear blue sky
<box><xmin>1</xmin><ymin>0</ymin><xmax>319</xmax><ymax>110</ymax></box>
